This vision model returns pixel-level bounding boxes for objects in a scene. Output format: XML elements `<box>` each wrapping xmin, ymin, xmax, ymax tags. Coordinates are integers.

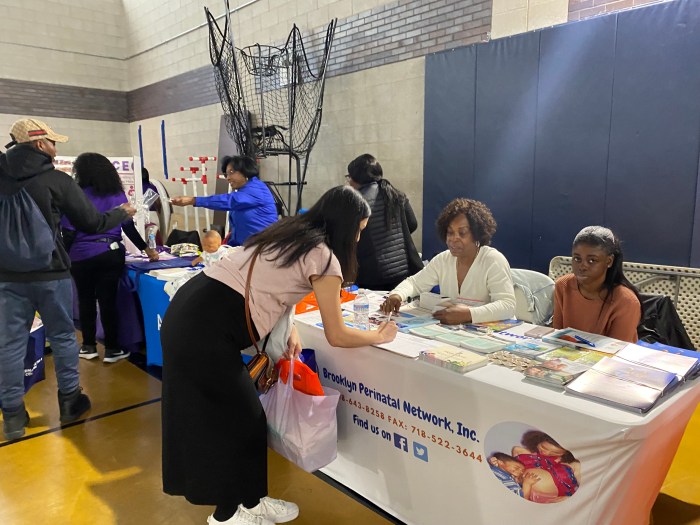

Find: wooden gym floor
<box><xmin>1</xmin><ymin>347</ymin><xmax>699</xmax><ymax>525</ymax></box>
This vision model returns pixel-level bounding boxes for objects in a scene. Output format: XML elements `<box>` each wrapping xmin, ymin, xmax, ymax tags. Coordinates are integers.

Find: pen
<box><xmin>386</xmin><ymin>311</ymin><xmax>393</xmax><ymax>324</ymax></box>
<box><xmin>574</xmin><ymin>335</ymin><xmax>596</xmax><ymax>347</ymax></box>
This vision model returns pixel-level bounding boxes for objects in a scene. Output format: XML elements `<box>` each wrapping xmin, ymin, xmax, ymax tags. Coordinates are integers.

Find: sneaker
<box><xmin>103</xmin><ymin>349</ymin><xmax>130</xmax><ymax>363</ymax></box>
<box><xmin>2</xmin><ymin>406</ymin><xmax>29</xmax><ymax>440</ymax></box>
<box><xmin>247</xmin><ymin>497</ymin><xmax>299</xmax><ymax>523</ymax></box>
<box><xmin>58</xmin><ymin>387</ymin><xmax>91</xmax><ymax>424</ymax></box>
<box><xmin>207</xmin><ymin>506</ymin><xmax>274</xmax><ymax>525</ymax></box>
<box><xmin>79</xmin><ymin>344</ymin><xmax>98</xmax><ymax>360</ymax></box>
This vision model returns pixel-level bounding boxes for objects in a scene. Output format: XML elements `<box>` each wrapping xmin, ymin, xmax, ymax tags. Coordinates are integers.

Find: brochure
<box><xmin>463</xmin><ymin>319</ymin><xmax>524</xmax><ymax>334</ymax></box>
<box><xmin>419</xmin><ymin>345</ymin><xmax>488</xmax><ymax>374</ymax></box>
<box><xmin>565</xmin><ymin>356</ymin><xmax>681</xmax><ymax>413</ymax></box>
<box><xmin>543</xmin><ymin>328</ymin><xmax>628</xmax><ymax>355</ymax></box>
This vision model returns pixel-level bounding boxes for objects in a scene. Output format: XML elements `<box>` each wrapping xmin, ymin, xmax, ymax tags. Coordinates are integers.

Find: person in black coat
<box><xmin>346</xmin><ymin>153</ymin><xmax>422</xmax><ymax>290</ymax></box>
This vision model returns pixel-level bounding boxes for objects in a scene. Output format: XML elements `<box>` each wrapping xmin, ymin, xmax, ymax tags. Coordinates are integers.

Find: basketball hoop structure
<box><xmin>205</xmin><ymin>1</ymin><xmax>337</xmax><ymax>214</ymax></box>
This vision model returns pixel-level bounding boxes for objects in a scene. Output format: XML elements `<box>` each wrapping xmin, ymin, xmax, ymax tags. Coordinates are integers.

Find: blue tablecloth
<box><xmin>126</xmin><ymin>269</ymin><xmax>171</xmax><ymax>367</ymax></box>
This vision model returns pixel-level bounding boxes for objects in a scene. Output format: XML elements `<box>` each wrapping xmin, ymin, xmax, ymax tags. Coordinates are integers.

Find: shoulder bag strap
<box><xmin>244</xmin><ymin>245</ymin><xmax>263</xmax><ymax>354</ymax></box>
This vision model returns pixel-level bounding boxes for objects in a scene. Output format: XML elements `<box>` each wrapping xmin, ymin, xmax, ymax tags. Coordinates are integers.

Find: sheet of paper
<box><xmin>373</xmin><ymin>331</ymin><xmax>444</xmax><ymax>359</ymax></box>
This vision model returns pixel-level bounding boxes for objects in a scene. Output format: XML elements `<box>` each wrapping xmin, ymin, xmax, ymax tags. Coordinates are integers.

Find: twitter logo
<box><xmin>413</xmin><ymin>442</ymin><xmax>429</xmax><ymax>462</ymax></box>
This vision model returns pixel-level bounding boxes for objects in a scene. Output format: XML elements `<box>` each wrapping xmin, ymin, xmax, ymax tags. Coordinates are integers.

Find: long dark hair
<box><xmin>73</xmin><ymin>153</ymin><xmax>124</xmax><ymax>196</ymax></box>
<box><xmin>244</xmin><ymin>186</ymin><xmax>371</xmax><ymax>283</ymax></box>
<box><xmin>573</xmin><ymin>226</ymin><xmax>641</xmax><ymax>309</ymax></box>
<box><xmin>521</xmin><ymin>430</ymin><xmax>576</xmax><ymax>464</ymax></box>
<box><xmin>347</xmin><ymin>154</ymin><xmax>405</xmax><ymax>227</ymax></box>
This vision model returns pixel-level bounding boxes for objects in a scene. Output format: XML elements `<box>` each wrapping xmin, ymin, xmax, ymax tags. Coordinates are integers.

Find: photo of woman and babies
<box><xmin>487</xmin><ymin>427</ymin><xmax>581</xmax><ymax>504</ymax></box>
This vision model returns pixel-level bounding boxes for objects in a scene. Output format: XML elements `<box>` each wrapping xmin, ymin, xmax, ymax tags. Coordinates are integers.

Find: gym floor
<box><xmin>1</xmin><ymin>346</ymin><xmax>698</xmax><ymax>525</ymax></box>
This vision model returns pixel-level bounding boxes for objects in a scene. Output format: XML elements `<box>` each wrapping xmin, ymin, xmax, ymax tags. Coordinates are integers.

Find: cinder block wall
<box><xmin>0</xmin><ymin>0</ymin><xmax>676</xmax><ymax>246</ymax></box>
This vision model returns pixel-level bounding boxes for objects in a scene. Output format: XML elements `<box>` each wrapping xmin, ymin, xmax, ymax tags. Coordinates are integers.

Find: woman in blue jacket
<box><xmin>171</xmin><ymin>156</ymin><xmax>278</xmax><ymax>246</ymax></box>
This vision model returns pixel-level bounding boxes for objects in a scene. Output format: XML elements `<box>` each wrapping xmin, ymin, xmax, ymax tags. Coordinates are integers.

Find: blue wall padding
<box><xmin>423</xmin><ymin>0</ymin><xmax>700</xmax><ymax>273</ymax></box>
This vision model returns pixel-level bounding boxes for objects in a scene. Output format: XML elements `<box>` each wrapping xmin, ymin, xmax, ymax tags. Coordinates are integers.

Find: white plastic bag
<box><xmin>259</xmin><ymin>359</ymin><xmax>340</xmax><ymax>472</ymax></box>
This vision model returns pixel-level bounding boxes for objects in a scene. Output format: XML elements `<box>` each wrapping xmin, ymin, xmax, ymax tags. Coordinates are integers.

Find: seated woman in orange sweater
<box><xmin>553</xmin><ymin>226</ymin><xmax>641</xmax><ymax>343</ymax></box>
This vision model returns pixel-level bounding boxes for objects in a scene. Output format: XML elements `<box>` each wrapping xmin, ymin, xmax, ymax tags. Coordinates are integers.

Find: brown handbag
<box><xmin>244</xmin><ymin>246</ymin><xmax>277</xmax><ymax>394</ymax></box>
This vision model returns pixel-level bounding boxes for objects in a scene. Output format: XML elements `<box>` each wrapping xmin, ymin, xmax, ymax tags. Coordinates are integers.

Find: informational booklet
<box><xmin>615</xmin><ymin>343</ymin><xmax>699</xmax><ymax>381</ymax></box>
<box><xmin>460</xmin><ymin>336</ymin><xmax>508</xmax><ymax>354</ymax></box>
<box><xmin>419</xmin><ymin>345</ymin><xmax>489</xmax><ymax>374</ymax></box>
<box><xmin>523</xmin><ymin>366</ymin><xmax>577</xmax><ymax>388</ymax></box>
<box><xmin>636</xmin><ymin>340</ymin><xmax>700</xmax><ymax>378</ymax></box>
<box><xmin>463</xmin><ymin>319</ymin><xmax>524</xmax><ymax>334</ymax></box>
<box><xmin>536</xmin><ymin>347</ymin><xmax>609</xmax><ymax>367</ymax></box>
<box><xmin>503</xmin><ymin>339</ymin><xmax>559</xmax><ymax>358</ymax></box>
<box><xmin>543</xmin><ymin>328</ymin><xmax>628</xmax><ymax>355</ymax></box>
<box><xmin>434</xmin><ymin>330</ymin><xmax>482</xmax><ymax>346</ymax></box>
<box><xmin>565</xmin><ymin>356</ymin><xmax>681</xmax><ymax>413</ymax></box>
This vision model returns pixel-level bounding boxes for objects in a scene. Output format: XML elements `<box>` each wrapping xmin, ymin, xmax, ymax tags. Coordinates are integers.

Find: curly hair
<box><xmin>520</xmin><ymin>430</ymin><xmax>576</xmax><ymax>464</ymax></box>
<box><xmin>436</xmin><ymin>198</ymin><xmax>497</xmax><ymax>246</ymax></box>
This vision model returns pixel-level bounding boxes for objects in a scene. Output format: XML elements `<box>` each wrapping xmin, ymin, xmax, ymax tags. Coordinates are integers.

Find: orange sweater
<box><xmin>553</xmin><ymin>274</ymin><xmax>641</xmax><ymax>343</ymax></box>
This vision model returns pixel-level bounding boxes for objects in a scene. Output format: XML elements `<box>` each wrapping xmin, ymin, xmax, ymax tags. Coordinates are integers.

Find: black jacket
<box><xmin>355</xmin><ymin>182</ymin><xmax>422</xmax><ymax>290</ymax></box>
<box><xmin>0</xmin><ymin>144</ymin><xmax>129</xmax><ymax>282</ymax></box>
<box><xmin>637</xmin><ymin>293</ymin><xmax>695</xmax><ymax>350</ymax></box>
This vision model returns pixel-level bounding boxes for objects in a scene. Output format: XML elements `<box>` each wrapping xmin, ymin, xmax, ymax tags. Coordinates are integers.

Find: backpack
<box><xmin>0</xmin><ymin>187</ymin><xmax>56</xmax><ymax>272</ymax></box>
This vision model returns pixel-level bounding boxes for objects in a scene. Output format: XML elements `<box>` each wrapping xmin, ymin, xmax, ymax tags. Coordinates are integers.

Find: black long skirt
<box><xmin>160</xmin><ymin>273</ymin><xmax>267</xmax><ymax>507</ymax></box>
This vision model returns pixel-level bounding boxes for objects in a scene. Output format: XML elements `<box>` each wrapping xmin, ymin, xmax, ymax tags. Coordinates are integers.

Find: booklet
<box><xmin>503</xmin><ymin>339</ymin><xmax>559</xmax><ymax>358</ymax></box>
<box><xmin>523</xmin><ymin>366</ymin><xmax>577</xmax><ymax>388</ymax></box>
<box><xmin>536</xmin><ymin>347</ymin><xmax>608</xmax><ymax>368</ymax></box>
<box><xmin>419</xmin><ymin>345</ymin><xmax>488</xmax><ymax>374</ymax></box>
<box><xmin>543</xmin><ymin>328</ymin><xmax>628</xmax><ymax>355</ymax></box>
<box><xmin>635</xmin><ymin>341</ymin><xmax>700</xmax><ymax>379</ymax></box>
<box><xmin>565</xmin><ymin>356</ymin><xmax>681</xmax><ymax>413</ymax></box>
<box><xmin>463</xmin><ymin>319</ymin><xmax>524</xmax><ymax>334</ymax></box>
<box><xmin>460</xmin><ymin>335</ymin><xmax>508</xmax><ymax>354</ymax></box>
<box><xmin>434</xmin><ymin>330</ymin><xmax>483</xmax><ymax>346</ymax></box>
<box><xmin>615</xmin><ymin>343</ymin><xmax>699</xmax><ymax>381</ymax></box>
<box><xmin>408</xmin><ymin>324</ymin><xmax>459</xmax><ymax>338</ymax></box>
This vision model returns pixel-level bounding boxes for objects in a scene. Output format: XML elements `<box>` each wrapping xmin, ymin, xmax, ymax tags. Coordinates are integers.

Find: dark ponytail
<box><xmin>573</xmin><ymin>226</ymin><xmax>641</xmax><ymax>310</ymax></box>
<box><xmin>347</xmin><ymin>153</ymin><xmax>406</xmax><ymax>227</ymax></box>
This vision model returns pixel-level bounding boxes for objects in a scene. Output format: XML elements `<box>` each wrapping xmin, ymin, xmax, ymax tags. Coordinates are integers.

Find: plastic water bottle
<box><xmin>353</xmin><ymin>289</ymin><xmax>370</xmax><ymax>331</ymax></box>
<box><xmin>147</xmin><ymin>231</ymin><xmax>156</xmax><ymax>250</ymax></box>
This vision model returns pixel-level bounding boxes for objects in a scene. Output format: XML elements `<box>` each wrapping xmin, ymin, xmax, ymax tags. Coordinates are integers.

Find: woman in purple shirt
<box><xmin>61</xmin><ymin>153</ymin><xmax>158</xmax><ymax>363</ymax></box>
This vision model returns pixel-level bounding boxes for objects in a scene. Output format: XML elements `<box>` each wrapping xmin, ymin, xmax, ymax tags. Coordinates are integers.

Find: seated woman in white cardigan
<box><xmin>380</xmin><ymin>198</ymin><xmax>516</xmax><ymax>325</ymax></box>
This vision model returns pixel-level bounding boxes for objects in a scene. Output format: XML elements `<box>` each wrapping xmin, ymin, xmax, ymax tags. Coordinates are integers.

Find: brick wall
<box><xmin>127</xmin><ymin>0</ymin><xmax>491</xmax><ymax>121</ymax></box>
<box><xmin>569</xmin><ymin>0</ymin><xmax>668</xmax><ymax>20</ymax></box>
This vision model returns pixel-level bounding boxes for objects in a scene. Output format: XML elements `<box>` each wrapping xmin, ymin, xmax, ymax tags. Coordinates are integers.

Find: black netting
<box><xmin>206</xmin><ymin>7</ymin><xmax>336</xmax><ymax>160</ymax></box>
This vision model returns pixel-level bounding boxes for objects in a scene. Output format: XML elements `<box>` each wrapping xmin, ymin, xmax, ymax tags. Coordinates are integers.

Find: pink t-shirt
<box><xmin>204</xmin><ymin>243</ymin><xmax>343</xmax><ymax>336</ymax></box>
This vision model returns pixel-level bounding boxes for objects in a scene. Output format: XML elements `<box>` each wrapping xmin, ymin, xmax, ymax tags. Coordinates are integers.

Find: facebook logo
<box><xmin>393</xmin><ymin>433</ymin><xmax>408</xmax><ymax>452</ymax></box>
<box><xmin>413</xmin><ymin>442</ymin><xmax>429</xmax><ymax>462</ymax></box>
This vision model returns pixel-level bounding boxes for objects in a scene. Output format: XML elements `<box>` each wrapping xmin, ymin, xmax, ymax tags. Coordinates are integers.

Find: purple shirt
<box><xmin>61</xmin><ymin>188</ymin><xmax>128</xmax><ymax>262</ymax></box>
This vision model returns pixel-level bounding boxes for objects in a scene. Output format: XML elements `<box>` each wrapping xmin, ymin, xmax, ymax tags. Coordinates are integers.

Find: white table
<box><xmin>295</xmin><ymin>319</ymin><xmax>700</xmax><ymax>525</ymax></box>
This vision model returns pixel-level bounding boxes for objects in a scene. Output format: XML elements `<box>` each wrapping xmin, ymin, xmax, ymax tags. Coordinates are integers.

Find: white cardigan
<box><xmin>390</xmin><ymin>246</ymin><xmax>516</xmax><ymax>323</ymax></box>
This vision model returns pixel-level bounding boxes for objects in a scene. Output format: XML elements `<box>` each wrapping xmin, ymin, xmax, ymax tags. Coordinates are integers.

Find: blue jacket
<box><xmin>194</xmin><ymin>176</ymin><xmax>278</xmax><ymax>246</ymax></box>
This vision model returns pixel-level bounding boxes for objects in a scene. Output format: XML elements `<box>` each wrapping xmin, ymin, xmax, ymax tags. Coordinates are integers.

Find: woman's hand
<box><xmin>375</xmin><ymin>321</ymin><xmax>398</xmax><ymax>344</ymax></box>
<box><xmin>144</xmin><ymin>247</ymin><xmax>160</xmax><ymax>261</ymax></box>
<box><xmin>120</xmin><ymin>203</ymin><xmax>137</xmax><ymax>217</ymax></box>
<box><xmin>380</xmin><ymin>294</ymin><xmax>402</xmax><ymax>314</ymax></box>
<box><xmin>432</xmin><ymin>303</ymin><xmax>471</xmax><ymax>325</ymax></box>
<box><xmin>282</xmin><ymin>325</ymin><xmax>302</xmax><ymax>360</ymax></box>
<box><xmin>170</xmin><ymin>196</ymin><xmax>195</xmax><ymax>207</ymax></box>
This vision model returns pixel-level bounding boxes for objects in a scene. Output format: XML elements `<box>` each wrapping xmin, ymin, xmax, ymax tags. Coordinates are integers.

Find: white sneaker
<box><xmin>247</xmin><ymin>497</ymin><xmax>299</xmax><ymax>523</ymax></box>
<box><xmin>207</xmin><ymin>506</ymin><xmax>274</xmax><ymax>525</ymax></box>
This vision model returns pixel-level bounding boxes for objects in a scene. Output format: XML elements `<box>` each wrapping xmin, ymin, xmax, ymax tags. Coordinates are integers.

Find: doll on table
<box><xmin>191</xmin><ymin>230</ymin><xmax>234</xmax><ymax>267</ymax></box>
